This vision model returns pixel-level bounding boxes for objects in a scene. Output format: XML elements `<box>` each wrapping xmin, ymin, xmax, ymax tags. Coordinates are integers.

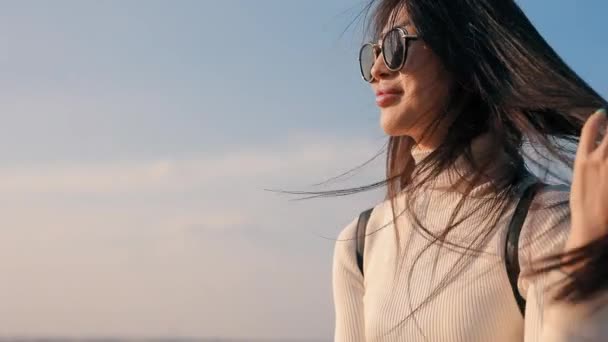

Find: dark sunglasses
<box><xmin>358</xmin><ymin>26</ymin><xmax>419</xmax><ymax>83</ymax></box>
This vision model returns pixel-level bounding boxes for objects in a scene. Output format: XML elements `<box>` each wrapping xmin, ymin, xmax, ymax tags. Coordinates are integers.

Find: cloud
<box><xmin>0</xmin><ymin>135</ymin><xmax>385</xmax><ymax>339</ymax></box>
<box><xmin>0</xmin><ymin>133</ymin><xmax>382</xmax><ymax>195</ymax></box>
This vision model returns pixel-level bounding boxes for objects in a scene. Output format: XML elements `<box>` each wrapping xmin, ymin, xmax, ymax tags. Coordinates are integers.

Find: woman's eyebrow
<box><xmin>381</xmin><ymin>20</ymin><xmax>412</xmax><ymax>37</ymax></box>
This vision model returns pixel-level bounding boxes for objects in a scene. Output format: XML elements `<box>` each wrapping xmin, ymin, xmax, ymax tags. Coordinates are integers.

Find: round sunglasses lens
<box><xmin>359</xmin><ymin>44</ymin><xmax>375</xmax><ymax>81</ymax></box>
<box><xmin>383</xmin><ymin>29</ymin><xmax>405</xmax><ymax>70</ymax></box>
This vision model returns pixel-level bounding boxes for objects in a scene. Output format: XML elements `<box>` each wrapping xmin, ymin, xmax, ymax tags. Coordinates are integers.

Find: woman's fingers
<box><xmin>595</xmin><ymin>109</ymin><xmax>608</xmax><ymax>158</ymax></box>
<box><xmin>579</xmin><ymin>108</ymin><xmax>607</xmax><ymax>156</ymax></box>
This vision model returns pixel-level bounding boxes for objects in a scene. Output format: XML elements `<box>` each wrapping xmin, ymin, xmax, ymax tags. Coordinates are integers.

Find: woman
<box><xmin>330</xmin><ymin>0</ymin><xmax>608</xmax><ymax>341</ymax></box>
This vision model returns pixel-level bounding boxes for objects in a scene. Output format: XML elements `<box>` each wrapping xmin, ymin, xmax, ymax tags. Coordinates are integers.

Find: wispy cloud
<box><xmin>0</xmin><ymin>136</ymin><xmax>384</xmax><ymax>338</ymax></box>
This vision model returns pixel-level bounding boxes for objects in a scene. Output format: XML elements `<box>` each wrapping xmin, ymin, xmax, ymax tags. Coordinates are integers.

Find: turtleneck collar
<box><xmin>407</xmin><ymin>132</ymin><xmax>501</xmax><ymax>193</ymax></box>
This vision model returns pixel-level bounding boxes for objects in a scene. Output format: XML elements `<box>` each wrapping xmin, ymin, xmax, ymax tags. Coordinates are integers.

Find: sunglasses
<box><xmin>358</xmin><ymin>26</ymin><xmax>419</xmax><ymax>83</ymax></box>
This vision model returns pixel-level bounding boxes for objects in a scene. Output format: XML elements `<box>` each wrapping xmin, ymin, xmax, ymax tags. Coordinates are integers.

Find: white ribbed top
<box><xmin>332</xmin><ymin>142</ymin><xmax>608</xmax><ymax>341</ymax></box>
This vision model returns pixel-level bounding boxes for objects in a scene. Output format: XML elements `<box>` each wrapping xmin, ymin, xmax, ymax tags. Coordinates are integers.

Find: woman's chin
<box><xmin>380</xmin><ymin>110</ymin><xmax>410</xmax><ymax>136</ymax></box>
<box><xmin>381</xmin><ymin>123</ymin><xmax>408</xmax><ymax>136</ymax></box>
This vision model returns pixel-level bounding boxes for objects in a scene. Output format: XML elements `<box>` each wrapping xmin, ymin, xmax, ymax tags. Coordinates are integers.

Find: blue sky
<box><xmin>0</xmin><ymin>0</ymin><xmax>606</xmax><ymax>340</ymax></box>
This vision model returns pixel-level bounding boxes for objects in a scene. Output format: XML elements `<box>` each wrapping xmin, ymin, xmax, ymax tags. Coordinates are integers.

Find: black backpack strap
<box><xmin>356</xmin><ymin>207</ymin><xmax>374</xmax><ymax>276</ymax></box>
<box><xmin>354</xmin><ymin>179</ymin><xmax>541</xmax><ymax>314</ymax></box>
<box><xmin>505</xmin><ymin>180</ymin><xmax>544</xmax><ymax>317</ymax></box>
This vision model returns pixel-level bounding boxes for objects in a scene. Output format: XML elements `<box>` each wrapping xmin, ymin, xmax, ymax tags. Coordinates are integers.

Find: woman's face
<box><xmin>370</xmin><ymin>10</ymin><xmax>452</xmax><ymax>142</ymax></box>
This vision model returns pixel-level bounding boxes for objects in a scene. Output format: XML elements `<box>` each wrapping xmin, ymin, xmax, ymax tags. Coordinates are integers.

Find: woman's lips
<box><xmin>375</xmin><ymin>92</ymin><xmax>403</xmax><ymax>107</ymax></box>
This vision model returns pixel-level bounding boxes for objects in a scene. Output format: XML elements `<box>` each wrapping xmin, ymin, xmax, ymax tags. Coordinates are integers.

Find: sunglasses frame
<box><xmin>358</xmin><ymin>27</ymin><xmax>419</xmax><ymax>83</ymax></box>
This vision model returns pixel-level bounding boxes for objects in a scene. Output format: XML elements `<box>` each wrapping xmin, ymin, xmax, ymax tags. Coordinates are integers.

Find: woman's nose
<box><xmin>370</xmin><ymin>51</ymin><xmax>391</xmax><ymax>81</ymax></box>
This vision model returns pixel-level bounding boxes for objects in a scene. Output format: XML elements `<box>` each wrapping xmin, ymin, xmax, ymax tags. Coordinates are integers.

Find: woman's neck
<box><xmin>409</xmin><ymin>132</ymin><xmax>509</xmax><ymax>196</ymax></box>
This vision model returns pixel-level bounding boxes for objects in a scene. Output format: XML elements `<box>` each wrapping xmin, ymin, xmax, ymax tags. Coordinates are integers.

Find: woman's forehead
<box><xmin>380</xmin><ymin>8</ymin><xmax>412</xmax><ymax>36</ymax></box>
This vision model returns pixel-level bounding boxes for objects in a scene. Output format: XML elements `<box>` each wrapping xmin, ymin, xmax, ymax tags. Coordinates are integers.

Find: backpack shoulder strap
<box><xmin>354</xmin><ymin>179</ymin><xmax>542</xmax><ymax>311</ymax></box>
<box><xmin>356</xmin><ymin>207</ymin><xmax>374</xmax><ymax>276</ymax></box>
<box><xmin>505</xmin><ymin>180</ymin><xmax>544</xmax><ymax>317</ymax></box>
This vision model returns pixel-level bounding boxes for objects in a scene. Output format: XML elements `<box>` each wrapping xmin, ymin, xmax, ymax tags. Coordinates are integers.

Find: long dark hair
<box><xmin>274</xmin><ymin>0</ymin><xmax>608</xmax><ymax>323</ymax></box>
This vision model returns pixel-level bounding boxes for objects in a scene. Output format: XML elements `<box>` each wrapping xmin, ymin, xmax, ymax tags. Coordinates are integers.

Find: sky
<box><xmin>0</xmin><ymin>0</ymin><xmax>606</xmax><ymax>341</ymax></box>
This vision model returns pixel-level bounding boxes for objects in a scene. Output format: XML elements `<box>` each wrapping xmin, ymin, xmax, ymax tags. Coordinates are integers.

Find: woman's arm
<box><xmin>333</xmin><ymin>217</ymin><xmax>366</xmax><ymax>342</ymax></box>
<box><xmin>519</xmin><ymin>185</ymin><xmax>608</xmax><ymax>341</ymax></box>
<box><xmin>539</xmin><ymin>270</ymin><xmax>608</xmax><ymax>341</ymax></box>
